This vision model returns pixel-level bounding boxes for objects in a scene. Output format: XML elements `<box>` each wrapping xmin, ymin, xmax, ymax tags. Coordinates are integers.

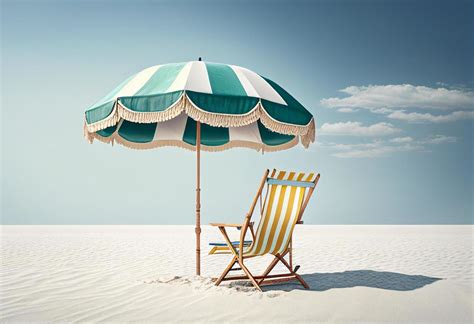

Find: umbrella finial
<box><xmin>198</xmin><ymin>57</ymin><xmax>202</xmax><ymax>61</ymax></box>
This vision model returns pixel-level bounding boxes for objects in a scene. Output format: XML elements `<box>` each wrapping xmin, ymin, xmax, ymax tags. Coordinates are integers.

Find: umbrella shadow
<box><xmin>261</xmin><ymin>270</ymin><xmax>442</xmax><ymax>292</ymax></box>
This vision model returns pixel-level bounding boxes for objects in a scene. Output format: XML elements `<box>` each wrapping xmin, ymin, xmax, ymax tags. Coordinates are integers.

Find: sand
<box><xmin>1</xmin><ymin>225</ymin><xmax>472</xmax><ymax>323</ymax></box>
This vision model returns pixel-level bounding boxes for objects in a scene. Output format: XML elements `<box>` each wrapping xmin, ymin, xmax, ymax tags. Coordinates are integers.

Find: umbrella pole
<box><xmin>195</xmin><ymin>121</ymin><xmax>201</xmax><ymax>276</ymax></box>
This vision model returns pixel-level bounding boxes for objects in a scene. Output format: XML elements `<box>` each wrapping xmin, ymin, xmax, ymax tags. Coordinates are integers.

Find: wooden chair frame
<box><xmin>210</xmin><ymin>169</ymin><xmax>320</xmax><ymax>291</ymax></box>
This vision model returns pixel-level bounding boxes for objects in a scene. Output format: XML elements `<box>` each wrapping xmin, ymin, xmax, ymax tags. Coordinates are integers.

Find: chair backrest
<box><xmin>244</xmin><ymin>170</ymin><xmax>319</xmax><ymax>257</ymax></box>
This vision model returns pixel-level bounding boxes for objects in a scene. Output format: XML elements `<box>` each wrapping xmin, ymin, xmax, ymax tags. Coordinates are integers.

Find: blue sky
<box><xmin>1</xmin><ymin>0</ymin><xmax>473</xmax><ymax>224</ymax></box>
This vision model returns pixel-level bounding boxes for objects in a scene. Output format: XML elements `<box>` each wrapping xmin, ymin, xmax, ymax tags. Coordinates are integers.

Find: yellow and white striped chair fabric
<box><xmin>244</xmin><ymin>171</ymin><xmax>317</xmax><ymax>257</ymax></box>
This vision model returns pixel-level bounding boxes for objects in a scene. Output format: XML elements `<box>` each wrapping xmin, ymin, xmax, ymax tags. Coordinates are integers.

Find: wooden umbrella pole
<box><xmin>195</xmin><ymin>121</ymin><xmax>201</xmax><ymax>276</ymax></box>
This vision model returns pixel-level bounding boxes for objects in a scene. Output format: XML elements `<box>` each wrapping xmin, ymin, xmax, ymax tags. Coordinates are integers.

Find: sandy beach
<box><xmin>1</xmin><ymin>225</ymin><xmax>472</xmax><ymax>323</ymax></box>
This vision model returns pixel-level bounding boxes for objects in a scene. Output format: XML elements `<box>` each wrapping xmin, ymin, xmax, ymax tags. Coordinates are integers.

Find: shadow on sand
<box><xmin>262</xmin><ymin>270</ymin><xmax>441</xmax><ymax>292</ymax></box>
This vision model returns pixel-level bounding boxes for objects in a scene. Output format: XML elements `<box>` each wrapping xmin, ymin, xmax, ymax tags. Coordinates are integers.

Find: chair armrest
<box><xmin>209</xmin><ymin>223</ymin><xmax>243</xmax><ymax>228</ymax></box>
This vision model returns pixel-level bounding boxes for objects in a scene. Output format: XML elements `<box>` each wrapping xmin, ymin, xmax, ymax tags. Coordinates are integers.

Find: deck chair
<box><xmin>210</xmin><ymin>169</ymin><xmax>320</xmax><ymax>291</ymax></box>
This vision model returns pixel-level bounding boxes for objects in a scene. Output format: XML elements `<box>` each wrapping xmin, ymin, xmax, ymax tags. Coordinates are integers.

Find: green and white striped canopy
<box><xmin>84</xmin><ymin>61</ymin><xmax>315</xmax><ymax>152</ymax></box>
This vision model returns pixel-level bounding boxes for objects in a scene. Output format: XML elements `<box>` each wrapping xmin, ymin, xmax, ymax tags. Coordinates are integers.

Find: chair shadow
<box><xmin>262</xmin><ymin>270</ymin><xmax>442</xmax><ymax>292</ymax></box>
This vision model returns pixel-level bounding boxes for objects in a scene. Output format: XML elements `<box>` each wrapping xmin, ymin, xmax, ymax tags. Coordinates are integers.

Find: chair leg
<box><xmin>215</xmin><ymin>256</ymin><xmax>237</xmax><ymax>286</ymax></box>
<box><xmin>213</xmin><ymin>225</ymin><xmax>262</xmax><ymax>291</ymax></box>
<box><xmin>238</xmin><ymin>260</ymin><xmax>262</xmax><ymax>292</ymax></box>
<box><xmin>257</xmin><ymin>255</ymin><xmax>280</xmax><ymax>285</ymax></box>
<box><xmin>277</xmin><ymin>254</ymin><xmax>309</xmax><ymax>289</ymax></box>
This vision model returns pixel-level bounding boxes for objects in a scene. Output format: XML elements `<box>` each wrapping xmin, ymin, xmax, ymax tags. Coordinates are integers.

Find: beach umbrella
<box><xmin>83</xmin><ymin>59</ymin><xmax>316</xmax><ymax>275</ymax></box>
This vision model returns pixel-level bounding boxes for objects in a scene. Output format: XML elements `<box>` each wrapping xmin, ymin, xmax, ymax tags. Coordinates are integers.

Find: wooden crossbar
<box><xmin>219</xmin><ymin>272</ymin><xmax>296</xmax><ymax>281</ymax></box>
<box><xmin>260</xmin><ymin>276</ymin><xmax>299</xmax><ymax>286</ymax></box>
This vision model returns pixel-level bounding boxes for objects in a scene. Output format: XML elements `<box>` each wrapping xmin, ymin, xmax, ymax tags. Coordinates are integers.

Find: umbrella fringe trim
<box><xmin>89</xmin><ymin>132</ymin><xmax>299</xmax><ymax>153</ymax></box>
<box><xmin>84</xmin><ymin>93</ymin><xmax>316</xmax><ymax>147</ymax></box>
<box><xmin>259</xmin><ymin>109</ymin><xmax>313</xmax><ymax>136</ymax></box>
<box><xmin>183</xmin><ymin>94</ymin><xmax>261</xmax><ymax>128</ymax></box>
<box><xmin>184</xmin><ymin>94</ymin><xmax>315</xmax><ymax>143</ymax></box>
<box><xmin>300</xmin><ymin>119</ymin><xmax>316</xmax><ymax>148</ymax></box>
<box><xmin>260</xmin><ymin>113</ymin><xmax>315</xmax><ymax>148</ymax></box>
<box><xmin>85</xmin><ymin>105</ymin><xmax>121</xmax><ymax>134</ymax></box>
<box><xmin>84</xmin><ymin>121</ymin><xmax>95</xmax><ymax>144</ymax></box>
<box><xmin>116</xmin><ymin>95</ymin><xmax>186</xmax><ymax>124</ymax></box>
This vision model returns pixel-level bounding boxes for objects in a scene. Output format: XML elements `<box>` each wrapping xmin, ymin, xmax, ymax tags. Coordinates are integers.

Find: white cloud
<box><xmin>373</xmin><ymin>107</ymin><xmax>394</xmax><ymax>114</ymax></box>
<box><xmin>333</xmin><ymin>148</ymin><xmax>390</xmax><ymax>158</ymax></box>
<box><xmin>319</xmin><ymin>134</ymin><xmax>456</xmax><ymax>158</ymax></box>
<box><xmin>330</xmin><ymin>142</ymin><xmax>381</xmax><ymax>151</ymax></box>
<box><xmin>418</xmin><ymin>135</ymin><xmax>457</xmax><ymax>145</ymax></box>
<box><xmin>390</xmin><ymin>136</ymin><xmax>413</xmax><ymax>143</ymax></box>
<box><xmin>319</xmin><ymin>121</ymin><xmax>400</xmax><ymax>136</ymax></box>
<box><xmin>387</xmin><ymin>110</ymin><xmax>474</xmax><ymax>123</ymax></box>
<box><xmin>337</xmin><ymin>108</ymin><xmax>357</xmax><ymax>113</ymax></box>
<box><xmin>321</xmin><ymin>84</ymin><xmax>474</xmax><ymax>111</ymax></box>
<box><xmin>332</xmin><ymin>146</ymin><xmax>413</xmax><ymax>158</ymax></box>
